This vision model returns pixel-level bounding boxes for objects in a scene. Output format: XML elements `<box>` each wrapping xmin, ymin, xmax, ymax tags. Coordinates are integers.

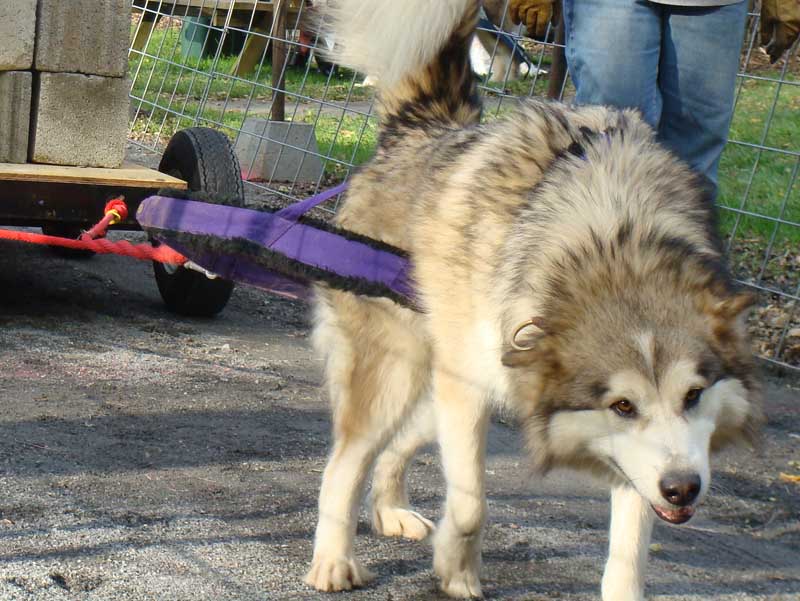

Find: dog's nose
<box><xmin>659</xmin><ymin>472</ymin><xmax>701</xmax><ymax>506</ymax></box>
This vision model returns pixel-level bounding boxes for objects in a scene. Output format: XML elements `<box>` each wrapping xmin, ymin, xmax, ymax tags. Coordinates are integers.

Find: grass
<box><xmin>717</xmin><ymin>73</ymin><xmax>800</xmax><ymax>245</ymax></box>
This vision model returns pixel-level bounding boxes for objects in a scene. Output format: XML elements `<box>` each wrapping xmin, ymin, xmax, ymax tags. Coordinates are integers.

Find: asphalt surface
<box><xmin>1</xmin><ymin>225</ymin><xmax>799</xmax><ymax>600</ymax></box>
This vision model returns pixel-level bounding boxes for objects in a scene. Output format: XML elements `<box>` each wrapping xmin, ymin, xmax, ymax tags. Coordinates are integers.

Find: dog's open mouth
<box><xmin>651</xmin><ymin>504</ymin><xmax>695</xmax><ymax>524</ymax></box>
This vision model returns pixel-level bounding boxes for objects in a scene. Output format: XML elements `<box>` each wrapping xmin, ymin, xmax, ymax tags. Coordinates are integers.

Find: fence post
<box><xmin>546</xmin><ymin>17</ymin><xmax>567</xmax><ymax>100</ymax></box>
<box><xmin>271</xmin><ymin>0</ymin><xmax>287</xmax><ymax>122</ymax></box>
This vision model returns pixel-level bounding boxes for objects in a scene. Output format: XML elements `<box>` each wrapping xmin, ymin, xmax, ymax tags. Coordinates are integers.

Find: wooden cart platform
<box><xmin>0</xmin><ymin>162</ymin><xmax>187</xmax><ymax>228</ymax></box>
<box><xmin>0</xmin><ymin>162</ymin><xmax>187</xmax><ymax>188</ymax></box>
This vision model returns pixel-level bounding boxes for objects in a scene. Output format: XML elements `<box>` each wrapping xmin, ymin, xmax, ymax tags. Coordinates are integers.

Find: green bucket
<box><xmin>181</xmin><ymin>17</ymin><xmax>214</xmax><ymax>60</ymax></box>
<box><xmin>181</xmin><ymin>17</ymin><xmax>247</xmax><ymax>61</ymax></box>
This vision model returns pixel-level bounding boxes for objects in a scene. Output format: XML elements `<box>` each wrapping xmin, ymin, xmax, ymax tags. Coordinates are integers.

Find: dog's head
<box><xmin>503</xmin><ymin>261</ymin><xmax>763</xmax><ymax>525</ymax></box>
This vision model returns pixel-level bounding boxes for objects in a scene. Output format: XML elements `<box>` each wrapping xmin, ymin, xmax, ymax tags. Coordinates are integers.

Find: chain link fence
<box><xmin>128</xmin><ymin>0</ymin><xmax>800</xmax><ymax>370</ymax></box>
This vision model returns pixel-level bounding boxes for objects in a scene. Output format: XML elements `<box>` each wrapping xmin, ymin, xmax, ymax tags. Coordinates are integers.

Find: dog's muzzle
<box><xmin>651</xmin><ymin>471</ymin><xmax>701</xmax><ymax>524</ymax></box>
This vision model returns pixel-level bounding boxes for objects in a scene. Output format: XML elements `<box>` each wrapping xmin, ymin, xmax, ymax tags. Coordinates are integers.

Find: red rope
<box><xmin>0</xmin><ymin>197</ymin><xmax>187</xmax><ymax>265</ymax></box>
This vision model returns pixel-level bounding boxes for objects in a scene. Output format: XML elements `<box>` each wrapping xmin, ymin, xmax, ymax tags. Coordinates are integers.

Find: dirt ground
<box><xmin>1</xmin><ymin>209</ymin><xmax>799</xmax><ymax>600</ymax></box>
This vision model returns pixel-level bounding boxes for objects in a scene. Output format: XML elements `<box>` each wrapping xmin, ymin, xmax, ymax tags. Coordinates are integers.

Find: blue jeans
<box><xmin>563</xmin><ymin>0</ymin><xmax>748</xmax><ymax>191</ymax></box>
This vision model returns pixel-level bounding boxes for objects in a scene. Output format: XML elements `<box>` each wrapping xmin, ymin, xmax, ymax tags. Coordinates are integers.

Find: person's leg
<box><xmin>563</xmin><ymin>0</ymin><xmax>663</xmax><ymax>126</ymax></box>
<box><xmin>657</xmin><ymin>1</ymin><xmax>748</xmax><ymax>191</ymax></box>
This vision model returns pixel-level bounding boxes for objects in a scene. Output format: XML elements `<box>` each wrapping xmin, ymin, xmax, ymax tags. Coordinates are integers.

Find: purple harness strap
<box><xmin>274</xmin><ymin>181</ymin><xmax>349</xmax><ymax>222</ymax></box>
<box><xmin>136</xmin><ymin>183</ymin><xmax>415</xmax><ymax>304</ymax></box>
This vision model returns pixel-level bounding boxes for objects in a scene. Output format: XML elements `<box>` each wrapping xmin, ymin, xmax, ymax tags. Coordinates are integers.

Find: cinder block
<box><xmin>0</xmin><ymin>72</ymin><xmax>33</xmax><ymax>163</ymax></box>
<box><xmin>0</xmin><ymin>1</ymin><xmax>37</xmax><ymax>70</ymax></box>
<box><xmin>235</xmin><ymin>119</ymin><xmax>325</xmax><ymax>183</ymax></box>
<box><xmin>30</xmin><ymin>73</ymin><xmax>129</xmax><ymax>168</ymax></box>
<box><xmin>35</xmin><ymin>0</ymin><xmax>129</xmax><ymax>77</ymax></box>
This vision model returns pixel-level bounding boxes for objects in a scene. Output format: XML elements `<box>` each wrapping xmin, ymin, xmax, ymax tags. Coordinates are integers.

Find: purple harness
<box><xmin>136</xmin><ymin>183</ymin><xmax>416</xmax><ymax>305</ymax></box>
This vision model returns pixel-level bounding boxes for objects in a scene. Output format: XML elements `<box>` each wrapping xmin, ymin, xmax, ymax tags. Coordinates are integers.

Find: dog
<box><xmin>304</xmin><ymin>1</ymin><xmax>763</xmax><ymax>599</ymax></box>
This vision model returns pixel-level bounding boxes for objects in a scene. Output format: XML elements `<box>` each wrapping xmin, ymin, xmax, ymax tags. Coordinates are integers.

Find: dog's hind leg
<box><xmin>370</xmin><ymin>400</ymin><xmax>436</xmax><ymax>541</ymax></box>
<box><xmin>431</xmin><ymin>367</ymin><xmax>490</xmax><ymax>599</ymax></box>
<box><xmin>601</xmin><ymin>485</ymin><xmax>654</xmax><ymax>601</ymax></box>
<box><xmin>306</xmin><ymin>297</ymin><xmax>431</xmax><ymax>593</ymax></box>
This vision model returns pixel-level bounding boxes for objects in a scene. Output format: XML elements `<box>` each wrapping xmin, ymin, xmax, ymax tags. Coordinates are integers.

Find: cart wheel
<box><xmin>41</xmin><ymin>223</ymin><xmax>95</xmax><ymax>259</ymax></box>
<box><xmin>154</xmin><ymin>127</ymin><xmax>244</xmax><ymax>317</ymax></box>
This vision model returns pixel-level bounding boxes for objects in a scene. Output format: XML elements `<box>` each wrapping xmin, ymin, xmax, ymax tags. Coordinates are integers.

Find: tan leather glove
<box><xmin>508</xmin><ymin>0</ymin><xmax>561</xmax><ymax>39</ymax></box>
<box><xmin>761</xmin><ymin>0</ymin><xmax>800</xmax><ymax>63</ymax></box>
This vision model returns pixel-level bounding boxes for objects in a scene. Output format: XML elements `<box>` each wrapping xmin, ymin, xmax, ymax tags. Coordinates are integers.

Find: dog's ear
<box><xmin>704</xmin><ymin>290</ymin><xmax>763</xmax><ymax>445</ymax></box>
<box><xmin>706</xmin><ymin>291</ymin><xmax>757</xmax><ymax>321</ymax></box>
<box><xmin>701</xmin><ymin>290</ymin><xmax>756</xmax><ymax>348</ymax></box>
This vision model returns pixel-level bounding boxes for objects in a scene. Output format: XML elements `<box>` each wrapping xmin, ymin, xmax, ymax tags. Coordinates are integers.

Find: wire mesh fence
<box><xmin>128</xmin><ymin>0</ymin><xmax>800</xmax><ymax>370</ymax></box>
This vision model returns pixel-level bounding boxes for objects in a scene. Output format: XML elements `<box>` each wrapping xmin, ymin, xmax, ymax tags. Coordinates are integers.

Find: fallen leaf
<box><xmin>778</xmin><ymin>472</ymin><xmax>800</xmax><ymax>484</ymax></box>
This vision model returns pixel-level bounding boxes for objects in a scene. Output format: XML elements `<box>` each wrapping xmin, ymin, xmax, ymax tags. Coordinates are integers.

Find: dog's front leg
<box><xmin>602</xmin><ymin>485</ymin><xmax>654</xmax><ymax>601</ymax></box>
<box><xmin>305</xmin><ymin>436</ymin><xmax>377</xmax><ymax>592</ymax></box>
<box><xmin>432</xmin><ymin>369</ymin><xmax>489</xmax><ymax>599</ymax></box>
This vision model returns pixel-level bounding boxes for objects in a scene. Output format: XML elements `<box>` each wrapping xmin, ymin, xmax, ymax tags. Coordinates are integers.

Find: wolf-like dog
<box><xmin>304</xmin><ymin>1</ymin><xmax>763</xmax><ymax>599</ymax></box>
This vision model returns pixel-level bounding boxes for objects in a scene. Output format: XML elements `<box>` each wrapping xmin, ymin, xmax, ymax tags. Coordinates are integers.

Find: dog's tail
<box><xmin>317</xmin><ymin>0</ymin><xmax>481</xmax><ymax>128</ymax></box>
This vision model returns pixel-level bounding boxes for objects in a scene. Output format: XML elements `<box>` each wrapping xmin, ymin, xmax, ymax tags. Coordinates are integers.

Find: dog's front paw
<box><xmin>372</xmin><ymin>505</ymin><xmax>435</xmax><ymax>540</ymax></box>
<box><xmin>601</xmin><ymin>583</ymin><xmax>644</xmax><ymax>601</ymax></box>
<box><xmin>305</xmin><ymin>555</ymin><xmax>375</xmax><ymax>592</ymax></box>
<box><xmin>438</xmin><ymin>569</ymin><xmax>483</xmax><ymax>599</ymax></box>
<box><xmin>434</xmin><ymin>545</ymin><xmax>482</xmax><ymax>598</ymax></box>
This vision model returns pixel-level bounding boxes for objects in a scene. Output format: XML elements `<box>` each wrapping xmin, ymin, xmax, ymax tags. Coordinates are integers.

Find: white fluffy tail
<box><xmin>318</xmin><ymin>0</ymin><xmax>476</xmax><ymax>89</ymax></box>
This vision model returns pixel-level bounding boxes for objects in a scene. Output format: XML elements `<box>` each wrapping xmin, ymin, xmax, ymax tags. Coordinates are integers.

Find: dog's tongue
<box><xmin>651</xmin><ymin>505</ymin><xmax>695</xmax><ymax>524</ymax></box>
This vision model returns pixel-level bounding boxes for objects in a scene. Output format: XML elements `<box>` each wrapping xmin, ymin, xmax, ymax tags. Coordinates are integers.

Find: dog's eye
<box><xmin>610</xmin><ymin>399</ymin><xmax>637</xmax><ymax>418</ymax></box>
<box><xmin>684</xmin><ymin>387</ymin><xmax>704</xmax><ymax>411</ymax></box>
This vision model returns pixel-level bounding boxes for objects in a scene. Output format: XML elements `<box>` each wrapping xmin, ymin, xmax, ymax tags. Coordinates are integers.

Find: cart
<box><xmin>0</xmin><ymin>127</ymin><xmax>244</xmax><ymax>317</ymax></box>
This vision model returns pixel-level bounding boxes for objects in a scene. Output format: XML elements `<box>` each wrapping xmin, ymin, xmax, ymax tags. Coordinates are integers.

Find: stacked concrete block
<box><xmin>0</xmin><ymin>1</ymin><xmax>37</xmax><ymax>71</ymax></box>
<box><xmin>30</xmin><ymin>74</ymin><xmax>129</xmax><ymax>168</ymax></box>
<box><xmin>22</xmin><ymin>0</ymin><xmax>132</xmax><ymax>168</ymax></box>
<box><xmin>0</xmin><ymin>72</ymin><xmax>33</xmax><ymax>163</ymax></box>
<box><xmin>0</xmin><ymin>2</ymin><xmax>36</xmax><ymax>163</ymax></box>
<box><xmin>35</xmin><ymin>0</ymin><xmax>130</xmax><ymax>77</ymax></box>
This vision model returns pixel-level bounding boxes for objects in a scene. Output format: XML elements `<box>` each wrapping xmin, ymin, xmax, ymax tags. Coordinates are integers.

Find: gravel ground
<box><xmin>1</xmin><ymin>207</ymin><xmax>799</xmax><ymax>600</ymax></box>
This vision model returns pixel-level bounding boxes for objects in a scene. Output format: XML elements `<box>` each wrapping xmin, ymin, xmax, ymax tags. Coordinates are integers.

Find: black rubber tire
<box><xmin>154</xmin><ymin>127</ymin><xmax>244</xmax><ymax>317</ymax></box>
<box><xmin>41</xmin><ymin>223</ymin><xmax>95</xmax><ymax>259</ymax></box>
